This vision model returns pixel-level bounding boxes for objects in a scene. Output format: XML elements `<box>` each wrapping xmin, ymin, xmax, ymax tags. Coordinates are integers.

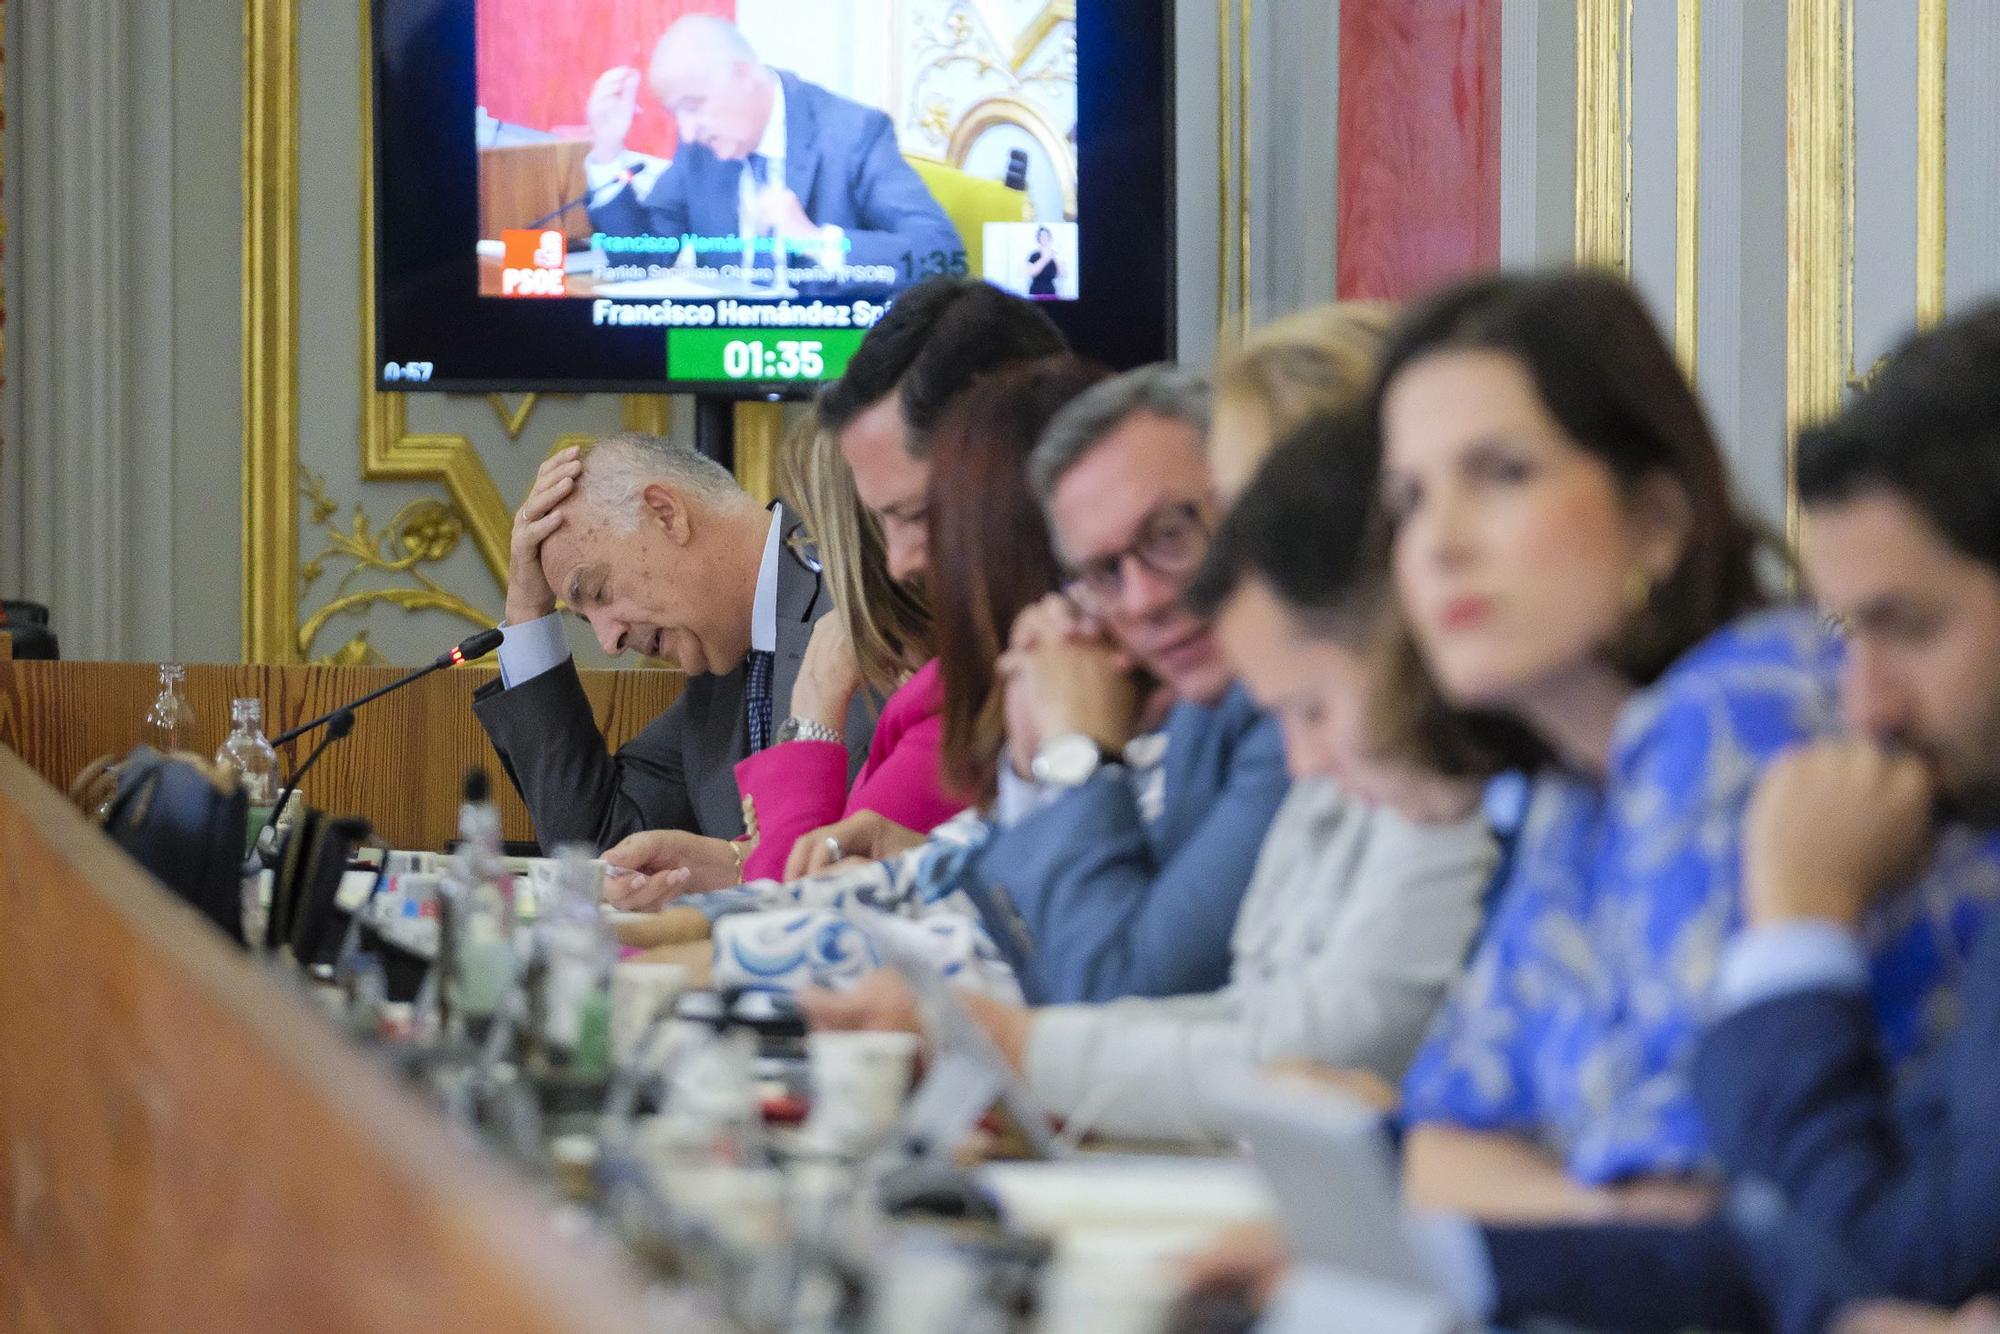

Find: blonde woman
<box><xmin>1209</xmin><ymin>301</ymin><xmax>1396</xmax><ymax>499</ymax></box>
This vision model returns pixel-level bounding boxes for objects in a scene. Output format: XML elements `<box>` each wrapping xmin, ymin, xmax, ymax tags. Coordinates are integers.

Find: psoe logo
<box><xmin>500</xmin><ymin>228</ymin><xmax>567</xmax><ymax>297</ymax></box>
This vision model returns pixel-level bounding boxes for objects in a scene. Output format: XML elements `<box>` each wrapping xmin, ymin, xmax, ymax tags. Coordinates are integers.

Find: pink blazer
<box><xmin>733</xmin><ymin>659</ymin><xmax>963</xmax><ymax>881</ymax></box>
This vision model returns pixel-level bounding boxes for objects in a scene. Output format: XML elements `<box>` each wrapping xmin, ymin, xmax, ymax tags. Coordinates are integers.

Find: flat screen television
<box><xmin>372</xmin><ymin>0</ymin><xmax>1174</xmax><ymax>396</ymax></box>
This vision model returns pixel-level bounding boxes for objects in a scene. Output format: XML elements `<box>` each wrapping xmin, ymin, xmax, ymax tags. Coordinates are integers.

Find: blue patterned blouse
<box><xmin>1400</xmin><ymin>607</ymin><xmax>2000</xmax><ymax>1184</ymax></box>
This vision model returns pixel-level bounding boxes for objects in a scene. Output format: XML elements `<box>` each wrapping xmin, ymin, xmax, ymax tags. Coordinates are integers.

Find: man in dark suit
<box><xmin>472</xmin><ymin>431</ymin><xmax>866</xmax><ymax>863</ymax></box>
<box><xmin>581</xmin><ymin>15</ymin><xmax>961</xmax><ymax>289</ymax></box>
<box><xmin>1469</xmin><ymin>305</ymin><xmax>2000</xmax><ymax>1333</ymax></box>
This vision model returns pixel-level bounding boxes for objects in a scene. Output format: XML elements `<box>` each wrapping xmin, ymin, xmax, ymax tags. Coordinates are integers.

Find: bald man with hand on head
<box><xmin>472</xmin><ymin>433</ymin><xmax>870</xmax><ymax>859</ymax></box>
<box><xmin>582</xmin><ymin>15</ymin><xmax>960</xmax><ymax>289</ymax></box>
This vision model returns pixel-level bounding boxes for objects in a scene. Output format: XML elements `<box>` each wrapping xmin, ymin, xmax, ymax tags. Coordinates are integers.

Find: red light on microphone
<box><xmin>449</xmin><ymin>647</ymin><xmax>466</xmax><ymax>665</ymax></box>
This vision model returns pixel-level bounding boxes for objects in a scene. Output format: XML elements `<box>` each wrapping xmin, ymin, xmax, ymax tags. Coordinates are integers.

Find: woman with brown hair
<box><xmin>1366</xmin><ymin>272</ymin><xmax>1981</xmax><ymax>1222</ymax></box>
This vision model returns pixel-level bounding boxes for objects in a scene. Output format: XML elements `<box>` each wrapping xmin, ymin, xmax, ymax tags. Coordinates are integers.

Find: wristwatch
<box><xmin>774</xmin><ymin>715</ymin><xmax>843</xmax><ymax>745</ymax></box>
<box><xmin>1030</xmin><ymin>733</ymin><xmax>1122</xmax><ymax>788</ymax></box>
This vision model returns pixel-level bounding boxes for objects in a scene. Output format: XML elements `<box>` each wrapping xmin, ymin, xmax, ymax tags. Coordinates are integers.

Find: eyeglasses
<box><xmin>1062</xmin><ymin>501</ymin><xmax>1211</xmax><ymax>612</ymax></box>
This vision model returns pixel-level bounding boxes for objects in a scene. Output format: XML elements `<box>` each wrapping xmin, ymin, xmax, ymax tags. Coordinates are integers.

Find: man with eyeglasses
<box><xmin>945</xmin><ymin>363</ymin><xmax>1291</xmax><ymax>1004</ymax></box>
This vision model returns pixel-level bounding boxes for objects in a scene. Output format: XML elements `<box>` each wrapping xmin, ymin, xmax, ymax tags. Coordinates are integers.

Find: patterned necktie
<box><xmin>746</xmin><ymin>648</ymin><xmax>775</xmax><ymax>753</ymax></box>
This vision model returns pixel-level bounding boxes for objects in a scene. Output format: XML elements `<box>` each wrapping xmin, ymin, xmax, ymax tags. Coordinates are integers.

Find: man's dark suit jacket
<box><xmin>587</xmin><ymin>70</ymin><xmax>961</xmax><ymax>277</ymax></box>
<box><xmin>471</xmin><ymin>534</ymin><xmax>870</xmax><ymax>852</ymax></box>
<box><xmin>1480</xmin><ymin>911</ymin><xmax>2000</xmax><ymax>1333</ymax></box>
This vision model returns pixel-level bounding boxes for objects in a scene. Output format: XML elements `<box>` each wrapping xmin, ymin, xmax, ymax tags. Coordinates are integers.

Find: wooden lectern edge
<box><xmin>0</xmin><ymin>747</ymin><xmax>683</xmax><ymax>1330</ymax></box>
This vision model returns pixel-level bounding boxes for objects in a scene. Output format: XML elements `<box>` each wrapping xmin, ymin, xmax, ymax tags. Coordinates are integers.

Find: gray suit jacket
<box><xmin>472</xmin><ymin>534</ymin><xmax>870</xmax><ymax>851</ymax></box>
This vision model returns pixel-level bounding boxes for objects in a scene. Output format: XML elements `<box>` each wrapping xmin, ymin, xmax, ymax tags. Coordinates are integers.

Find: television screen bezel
<box><xmin>371</xmin><ymin>0</ymin><xmax>1176</xmax><ymax>397</ymax></box>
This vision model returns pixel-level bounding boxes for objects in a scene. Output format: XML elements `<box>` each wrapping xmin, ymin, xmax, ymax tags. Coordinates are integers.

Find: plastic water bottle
<box><xmin>214</xmin><ymin>697</ymin><xmax>280</xmax><ymax>853</ymax></box>
<box><xmin>143</xmin><ymin>663</ymin><xmax>199</xmax><ymax>754</ymax></box>
<box><xmin>538</xmin><ymin>845</ymin><xmax>615</xmax><ymax>1074</ymax></box>
<box><xmin>447</xmin><ymin>770</ymin><xmax>516</xmax><ymax>1034</ymax></box>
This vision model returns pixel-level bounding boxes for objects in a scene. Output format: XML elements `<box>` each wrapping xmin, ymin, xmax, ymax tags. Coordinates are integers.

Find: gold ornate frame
<box><xmin>241</xmin><ymin>1</ymin><xmax>782</xmax><ymax>664</ymax></box>
<box><xmin>1916</xmin><ymin>0</ymin><xmax>1946</xmax><ymax>327</ymax></box>
<box><xmin>1675</xmin><ymin>0</ymin><xmax>1701</xmax><ymax>372</ymax></box>
<box><xmin>945</xmin><ymin>94</ymin><xmax>1079</xmax><ymax>220</ymax></box>
<box><xmin>1575</xmin><ymin>1</ymin><xmax>1632</xmax><ymax>275</ymax></box>
<box><xmin>1786</xmin><ymin>0</ymin><xmax>1848</xmax><ymax>551</ymax></box>
<box><xmin>242</xmin><ymin>0</ymin><xmax>299</xmax><ymax>663</ymax></box>
<box><xmin>1215</xmin><ymin>0</ymin><xmax>1251</xmax><ymax>345</ymax></box>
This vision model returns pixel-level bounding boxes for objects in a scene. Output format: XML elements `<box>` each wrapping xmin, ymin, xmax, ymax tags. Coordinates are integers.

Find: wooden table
<box><xmin>0</xmin><ymin>660</ymin><xmax>684</xmax><ymax>850</ymax></box>
<box><xmin>0</xmin><ymin>747</ymin><xmax>714</xmax><ymax>1332</ymax></box>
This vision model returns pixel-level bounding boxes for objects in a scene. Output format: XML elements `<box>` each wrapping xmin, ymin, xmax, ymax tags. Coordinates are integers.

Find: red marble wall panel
<box><xmin>1336</xmin><ymin>0</ymin><xmax>1502</xmax><ymax>302</ymax></box>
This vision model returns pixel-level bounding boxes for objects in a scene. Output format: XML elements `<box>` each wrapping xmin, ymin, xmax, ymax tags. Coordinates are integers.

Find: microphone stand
<box><xmin>274</xmin><ymin>648</ymin><xmax>480</xmax><ymax>748</ymax></box>
<box><xmin>524</xmin><ymin>167</ymin><xmax>638</xmax><ymax>230</ymax></box>
<box><xmin>254</xmin><ymin>629</ymin><xmax>503</xmax><ymax>867</ymax></box>
<box><xmin>268</xmin><ymin>707</ymin><xmax>352</xmax><ymax>838</ymax></box>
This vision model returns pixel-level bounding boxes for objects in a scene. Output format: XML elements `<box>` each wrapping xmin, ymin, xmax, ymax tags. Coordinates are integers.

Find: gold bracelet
<box><xmin>729</xmin><ymin>839</ymin><xmax>747</xmax><ymax>883</ymax></box>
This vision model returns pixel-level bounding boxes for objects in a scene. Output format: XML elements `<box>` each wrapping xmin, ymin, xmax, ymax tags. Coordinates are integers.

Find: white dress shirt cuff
<box><xmin>1713</xmin><ymin>919</ymin><xmax>1870</xmax><ymax>1019</ymax></box>
<box><xmin>993</xmin><ymin>759</ymin><xmax>1057</xmax><ymax>828</ymax></box>
<box><xmin>496</xmin><ymin>614</ymin><xmax>570</xmax><ymax>689</ymax></box>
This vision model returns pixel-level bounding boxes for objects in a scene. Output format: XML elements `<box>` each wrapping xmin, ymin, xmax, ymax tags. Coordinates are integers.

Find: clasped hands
<box><xmin>998</xmin><ymin>594</ymin><xmax>1147</xmax><ymax>778</ymax></box>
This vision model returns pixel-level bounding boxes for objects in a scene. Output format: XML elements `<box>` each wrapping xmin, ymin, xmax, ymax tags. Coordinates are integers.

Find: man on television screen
<box><xmin>582</xmin><ymin>15</ymin><xmax>962</xmax><ymax>292</ymax></box>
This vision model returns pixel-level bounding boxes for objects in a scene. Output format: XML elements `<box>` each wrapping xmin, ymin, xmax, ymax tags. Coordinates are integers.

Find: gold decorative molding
<box><xmin>1002</xmin><ymin>0</ymin><xmax>1076</xmax><ymax>72</ymax></box>
<box><xmin>1575</xmin><ymin>0</ymin><xmax>1632</xmax><ymax>273</ymax></box>
<box><xmin>621</xmin><ymin>395</ymin><xmax>671</xmax><ymax>436</ymax></box>
<box><xmin>945</xmin><ymin>93</ymin><xmax>1078</xmax><ymax>220</ymax></box>
<box><xmin>1675</xmin><ymin>0</ymin><xmax>1701</xmax><ymax>373</ymax></box>
<box><xmin>1216</xmin><ymin>0</ymin><xmax>1251</xmax><ymax>343</ymax></box>
<box><xmin>1917</xmin><ymin>0</ymin><xmax>1946</xmax><ymax>328</ymax></box>
<box><xmin>486</xmin><ymin>393</ymin><xmax>540</xmax><ymax>441</ymax></box>
<box><xmin>1236</xmin><ymin>0</ymin><xmax>1251</xmax><ymax>336</ymax></box>
<box><xmin>734</xmin><ymin>403</ymin><xmax>784</xmax><ymax>506</ymax></box>
<box><xmin>1785</xmin><ymin>0</ymin><xmax>1851</xmax><ymax>551</ymax></box>
<box><xmin>242</xmin><ymin>0</ymin><xmax>301</xmax><ymax>663</ymax></box>
<box><xmin>296</xmin><ymin>472</ymin><xmax>492</xmax><ymax>662</ymax></box>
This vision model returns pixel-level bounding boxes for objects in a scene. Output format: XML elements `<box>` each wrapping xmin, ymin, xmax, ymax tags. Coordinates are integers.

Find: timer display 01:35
<box><xmin>667</xmin><ymin>329</ymin><xmax>867</xmax><ymax>384</ymax></box>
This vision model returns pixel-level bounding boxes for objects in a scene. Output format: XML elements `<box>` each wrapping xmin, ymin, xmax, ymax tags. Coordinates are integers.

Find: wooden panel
<box><xmin>1335</xmin><ymin>0</ymin><xmax>1502</xmax><ymax>301</ymax></box>
<box><xmin>0</xmin><ymin>661</ymin><xmax>684</xmax><ymax>849</ymax></box>
<box><xmin>477</xmin><ymin>141</ymin><xmax>598</xmax><ymax>246</ymax></box>
<box><xmin>0</xmin><ymin>748</ymin><xmax>700</xmax><ymax>1333</ymax></box>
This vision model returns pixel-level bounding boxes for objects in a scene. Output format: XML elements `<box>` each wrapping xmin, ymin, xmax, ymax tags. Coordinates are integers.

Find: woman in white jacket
<box><xmin>806</xmin><ymin>411</ymin><xmax>1502</xmax><ymax>1144</ymax></box>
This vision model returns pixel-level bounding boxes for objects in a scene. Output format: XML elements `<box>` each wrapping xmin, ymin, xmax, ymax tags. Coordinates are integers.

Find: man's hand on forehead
<box><xmin>506</xmin><ymin>446</ymin><xmax>584</xmax><ymax>625</ymax></box>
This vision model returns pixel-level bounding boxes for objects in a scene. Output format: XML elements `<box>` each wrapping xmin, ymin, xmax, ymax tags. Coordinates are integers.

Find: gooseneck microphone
<box><xmin>271</xmin><ymin>627</ymin><xmax>505</xmax><ymax>749</ymax></box>
<box><xmin>267</xmin><ymin>707</ymin><xmax>353</xmax><ymax>847</ymax></box>
<box><xmin>524</xmin><ymin>166</ymin><xmax>640</xmax><ymax>230</ymax></box>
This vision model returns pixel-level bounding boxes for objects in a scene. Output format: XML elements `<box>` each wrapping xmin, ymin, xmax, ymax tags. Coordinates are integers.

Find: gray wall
<box><xmin>0</xmin><ymin>0</ymin><xmax>240</xmax><ymax>662</ymax></box>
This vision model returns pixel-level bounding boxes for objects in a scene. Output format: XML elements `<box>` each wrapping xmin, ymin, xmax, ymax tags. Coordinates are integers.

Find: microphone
<box><xmin>271</xmin><ymin>627</ymin><xmax>505</xmax><ymax>749</ymax></box>
<box><xmin>526</xmin><ymin>166</ymin><xmax>641</xmax><ymax>230</ymax></box>
<box><xmin>1004</xmin><ymin>148</ymin><xmax>1029</xmax><ymax>192</ymax></box>
<box><xmin>266</xmin><ymin>707</ymin><xmax>353</xmax><ymax>849</ymax></box>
